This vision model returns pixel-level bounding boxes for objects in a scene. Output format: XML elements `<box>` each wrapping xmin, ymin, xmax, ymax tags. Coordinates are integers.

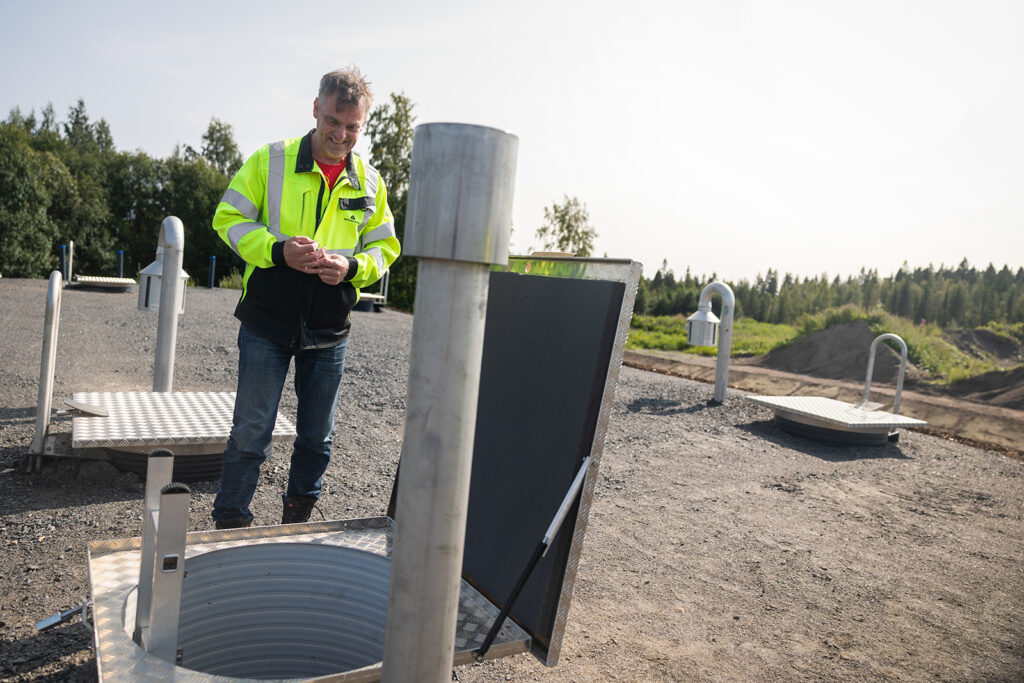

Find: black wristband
<box><xmin>343</xmin><ymin>256</ymin><xmax>358</xmax><ymax>281</ymax></box>
<box><xmin>271</xmin><ymin>241</ymin><xmax>286</xmax><ymax>266</ymax></box>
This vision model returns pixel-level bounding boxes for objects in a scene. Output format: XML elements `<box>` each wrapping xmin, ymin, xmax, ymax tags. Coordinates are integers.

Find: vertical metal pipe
<box><xmin>207</xmin><ymin>255</ymin><xmax>216</xmax><ymax>288</ymax></box>
<box><xmin>58</xmin><ymin>245</ymin><xmax>66</xmax><ymax>282</ymax></box>
<box><xmin>117</xmin><ymin>249</ymin><xmax>124</xmax><ymax>278</ymax></box>
<box><xmin>153</xmin><ymin>217</ymin><xmax>185</xmax><ymax>392</ymax></box>
<box><xmin>698</xmin><ymin>282</ymin><xmax>735</xmax><ymax>404</ymax></box>
<box><xmin>28</xmin><ymin>272</ymin><xmax>62</xmax><ymax>461</ymax></box>
<box><xmin>382</xmin><ymin>123</ymin><xmax>517</xmax><ymax>683</ymax></box>
<box><xmin>68</xmin><ymin>240</ymin><xmax>74</xmax><ymax>284</ymax></box>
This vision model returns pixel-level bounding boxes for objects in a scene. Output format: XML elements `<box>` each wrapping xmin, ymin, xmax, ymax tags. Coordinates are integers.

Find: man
<box><xmin>210</xmin><ymin>67</ymin><xmax>400</xmax><ymax>529</ymax></box>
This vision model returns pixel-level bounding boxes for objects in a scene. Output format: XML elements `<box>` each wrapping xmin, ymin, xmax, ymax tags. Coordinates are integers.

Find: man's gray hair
<box><xmin>318</xmin><ymin>67</ymin><xmax>373</xmax><ymax>111</ymax></box>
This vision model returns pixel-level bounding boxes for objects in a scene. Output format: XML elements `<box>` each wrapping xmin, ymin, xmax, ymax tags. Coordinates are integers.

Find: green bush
<box><xmin>218</xmin><ymin>270</ymin><xmax>243</xmax><ymax>290</ymax></box>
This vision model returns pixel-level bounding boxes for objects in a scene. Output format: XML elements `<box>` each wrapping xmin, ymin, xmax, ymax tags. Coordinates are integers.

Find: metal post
<box><xmin>382</xmin><ymin>123</ymin><xmax>517</xmax><ymax>683</ymax></box>
<box><xmin>698</xmin><ymin>282</ymin><xmax>735</xmax><ymax>404</ymax></box>
<box><xmin>58</xmin><ymin>245</ymin><xmax>67</xmax><ymax>283</ymax></box>
<box><xmin>145</xmin><ymin>482</ymin><xmax>190</xmax><ymax>662</ymax></box>
<box><xmin>27</xmin><ymin>272</ymin><xmax>62</xmax><ymax>470</ymax></box>
<box><xmin>68</xmin><ymin>240</ymin><xmax>74</xmax><ymax>284</ymax></box>
<box><xmin>153</xmin><ymin>217</ymin><xmax>185</xmax><ymax>392</ymax></box>
<box><xmin>207</xmin><ymin>255</ymin><xmax>216</xmax><ymax>288</ymax></box>
<box><xmin>117</xmin><ymin>249</ymin><xmax>124</xmax><ymax>278</ymax></box>
<box><xmin>134</xmin><ymin>450</ymin><xmax>176</xmax><ymax>646</ymax></box>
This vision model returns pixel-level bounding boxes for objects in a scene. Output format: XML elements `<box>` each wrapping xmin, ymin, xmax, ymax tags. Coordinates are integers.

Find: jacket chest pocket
<box><xmin>339</xmin><ymin>196</ymin><xmax>375</xmax><ymax>233</ymax></box>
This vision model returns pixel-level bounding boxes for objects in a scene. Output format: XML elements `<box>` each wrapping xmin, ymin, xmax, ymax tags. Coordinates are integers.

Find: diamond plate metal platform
<box><xmin>746</xmin><ymin>332</ymin><xmax>928</xmax><ymax>446</ymax></box>
<box><xmin>73</xmin><ymin>275</ymin><xmax>137</xmax><ymax>287</ymax></box>
<box><xmin>88</xmin><ymin>518</ymin><xmax>529</xmax><ymax>681</ymax></box>
<box><xmin>72</xmin><ymin>391</ymin><xmax>296</xmax><ymax>453</ymax></box>
<box><xmin>747</xmin><ymin>394</ymin><xmax>928</xmax><ymax>435</ymax></box>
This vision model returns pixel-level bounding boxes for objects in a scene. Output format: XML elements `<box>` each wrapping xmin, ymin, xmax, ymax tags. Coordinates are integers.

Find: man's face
<box><xmin>312</xmin><ymin>93</ymin><xmax>368</xmax><ymax>165</ymax></box>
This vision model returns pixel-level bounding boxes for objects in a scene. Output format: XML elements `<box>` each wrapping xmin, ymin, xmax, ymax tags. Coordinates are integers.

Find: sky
<box><xmin>2</xmin><ymin>0</ymin><xmax>1022</xmax><ymax>283</ymax></box>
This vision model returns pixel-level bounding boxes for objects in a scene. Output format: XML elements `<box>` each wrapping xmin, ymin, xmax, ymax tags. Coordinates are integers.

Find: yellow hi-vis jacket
<box><xmin>213</xmin><ymin>131</ymin><xmax>400</xmax><ymax>349</ymax></box>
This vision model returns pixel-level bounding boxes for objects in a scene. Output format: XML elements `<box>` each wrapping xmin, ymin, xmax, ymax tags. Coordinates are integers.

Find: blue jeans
<box><xmin>212</xmin><ymin>323</ymin><xmax>348</xmax><ymax>523</ymax></box>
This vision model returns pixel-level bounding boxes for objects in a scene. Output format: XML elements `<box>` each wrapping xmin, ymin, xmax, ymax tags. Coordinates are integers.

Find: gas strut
<box><xmin>476</xmin><ymin>456</ymin><xmax>591</xmax><ymax>661</ymax></box>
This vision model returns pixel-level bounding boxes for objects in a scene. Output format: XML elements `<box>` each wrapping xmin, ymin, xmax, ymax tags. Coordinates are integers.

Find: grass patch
<box><xmin>630</xmin><ymin>305</ymin><xmax>1007</xmax><ymax>384</ymax></box>
<box><xmin>628</xmin><ymin>315</ymin><xmax>798</xmax><ymax>356</ymax></box>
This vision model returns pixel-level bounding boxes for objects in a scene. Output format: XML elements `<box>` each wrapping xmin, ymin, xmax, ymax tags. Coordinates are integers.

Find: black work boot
<box><xmin>281</xmin><ymin>495</ymin><xmax>317</xmax><ymax>524</ymax></box>
<box><xmin>214</xmin><ymin>516</ymin><xmax>252</xmax><ymax>530</ymax></box>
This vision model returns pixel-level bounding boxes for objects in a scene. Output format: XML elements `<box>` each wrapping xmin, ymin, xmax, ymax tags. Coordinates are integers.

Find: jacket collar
<box><xmin>296</xmin><ymin>130</ymin><xmax>361</xmax><ymax>191</ymax></box>
<box><xmin>296</xmin><ymin>131</ymin><xmax>316</xmax><ymax>173</ymax></box>
<box><xmin>345</xmin><ymin>152</ymin><xmax>360</xmax><ymax>190</ymax></box>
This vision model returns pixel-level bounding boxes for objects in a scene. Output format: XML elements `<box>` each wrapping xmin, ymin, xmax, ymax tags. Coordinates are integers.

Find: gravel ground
<box><xmin>1</xmin><ymin>278</ymin><xmax>1022</xmax><ymax>682</ymax></box>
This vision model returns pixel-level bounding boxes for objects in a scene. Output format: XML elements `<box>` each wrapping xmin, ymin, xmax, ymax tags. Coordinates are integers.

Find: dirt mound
<box><xmin>749</xmin><ymin>320</ymin><xmax>924</xmax><ymax>385</ymax></box>
<box><xmin>941</xmin><ymin>365</ymin><xmax>1024</xmax><ymax>410</ymax></box>
<box><xmin>748</xmin><ymin>321</ymin><xmax>1024</xmax><ymax>409</ymax></box>
<box><xmin>944</xmin><ymin>328</ymin><xmax>1024</xmax><ymax>366</ymax></box>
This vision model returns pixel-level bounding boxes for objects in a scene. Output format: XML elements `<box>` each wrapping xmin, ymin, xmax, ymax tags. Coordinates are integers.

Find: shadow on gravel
<box><xmin>0</xmin><ymin>406</ymin><xmax>37</xmax><ymax>426</ymax></box>
<box><xmin>737</xmin><ymin>419</ymin><xmax>912</xmax><ymax>461</ymax></box>
<box><xmin>0</xmin><ymin>459</ymin><xmax>141</xmax><ymax>515</ymax></box>
<box><xmin>1</xmin><ymin>444</ymin><xmax>28</xmax><ymax>465</ymax></box>
<box><xmin>1</xmin><ymin>622</ymin><xmax>96</xmax><ymax>682</ymax></box>
<box><xmin>67</xmin><ymin>284</ymin><xmax>133</xmax><ymax>294</ymax></box>
<box><xmin>626</xmin><ymin>397</ymin><xmax>711</xmax><ymax>415</ymax></box>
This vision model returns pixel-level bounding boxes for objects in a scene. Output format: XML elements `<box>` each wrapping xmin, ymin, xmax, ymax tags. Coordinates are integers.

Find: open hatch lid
<box><xmin>392</xmin><ymin>255</ymin><xmax>641</xmax><ymax>666</ymax></box>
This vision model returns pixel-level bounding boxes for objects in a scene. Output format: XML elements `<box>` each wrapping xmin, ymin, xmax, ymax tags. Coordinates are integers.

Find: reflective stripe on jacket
<box><xmin>213</xmin><ymin>131</ymin><xmax>400</xmax><ymax>348</ymax></box>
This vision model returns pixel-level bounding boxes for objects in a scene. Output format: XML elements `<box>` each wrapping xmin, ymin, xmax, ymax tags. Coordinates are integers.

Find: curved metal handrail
<box><xmin>857</xmin><ymin>333</ymin><xmax>908</xmax><ymax>414</ymax></box>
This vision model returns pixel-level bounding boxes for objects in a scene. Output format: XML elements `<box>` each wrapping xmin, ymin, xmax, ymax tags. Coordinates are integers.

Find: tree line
<box><xmin>638</xmin><ymin>259</ymin><xmax>1024</xmax><ymax>327</ymax></box>
<box><xmin>24</xmin><ymin>98</ymin><xmax>1009</xmax><ymax>330</ymax></box>
<box><xmin>1</xmin><ymin>101</ymin><xmax>246</xmax><ymax>283</ymax></box>
<box><xmin>0</xmin><ymin>98</ymin><xmax>419</xmax><ymax>305</ymax></box>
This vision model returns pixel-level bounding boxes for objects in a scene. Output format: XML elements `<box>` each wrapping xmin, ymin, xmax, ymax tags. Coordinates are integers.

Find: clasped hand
<box><xmin>283</xmin><ymin>236</ymin><xmax>348</xmax><ymax>285</ymax></box>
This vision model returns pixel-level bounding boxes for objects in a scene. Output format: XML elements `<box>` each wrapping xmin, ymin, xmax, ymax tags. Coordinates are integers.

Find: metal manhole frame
<box><xmin>88</xmin><ymin>518</ymin><xmax>529</xmax><ymax>682</ymax></box>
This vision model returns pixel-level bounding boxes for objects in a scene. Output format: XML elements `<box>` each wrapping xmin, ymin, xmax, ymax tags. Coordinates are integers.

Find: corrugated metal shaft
<box><xmin>176</xmin><ymin>543</ymin><xmax>390</xmax><ymax>678</ymax></box>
